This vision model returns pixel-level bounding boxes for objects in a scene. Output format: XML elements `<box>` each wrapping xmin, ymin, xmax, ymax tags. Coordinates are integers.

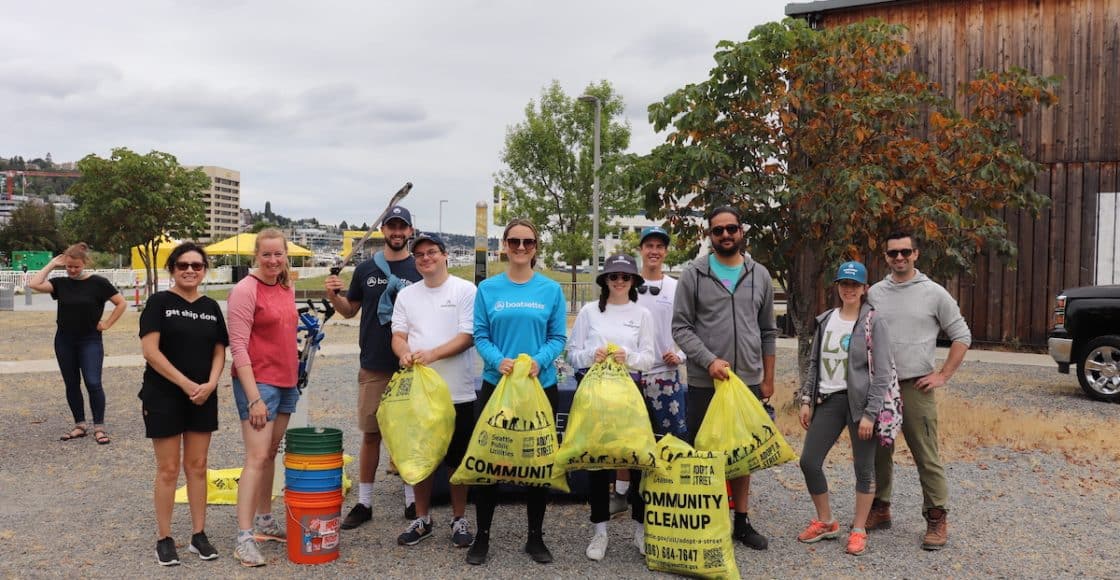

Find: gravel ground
<box><xmin>1</xmin><ymin>329</ymin><xmax>1119</xmax><ymax>578</ymax></box>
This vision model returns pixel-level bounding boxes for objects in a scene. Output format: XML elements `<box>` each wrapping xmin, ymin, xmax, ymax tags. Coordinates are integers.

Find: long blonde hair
<box><xmin>255</xmin><ymin>228</ymin><xmax>291</xmax><ymax>288</ymax></box>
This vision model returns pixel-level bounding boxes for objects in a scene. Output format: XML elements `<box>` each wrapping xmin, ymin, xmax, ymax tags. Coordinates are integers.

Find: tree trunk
<box><xmin>788</xmin><ymin>244</ymin><xmax>826</xmax><ymax>389</ymax></box>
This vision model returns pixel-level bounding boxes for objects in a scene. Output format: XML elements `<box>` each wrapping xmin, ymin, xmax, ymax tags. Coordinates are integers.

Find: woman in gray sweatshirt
<box><xmin>796</xmin><ymin>261</ymin><xmax>894</xmax><ymax>557</ymax></box>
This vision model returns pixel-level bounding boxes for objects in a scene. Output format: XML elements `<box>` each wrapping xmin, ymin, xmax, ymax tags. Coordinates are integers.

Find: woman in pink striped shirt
<box><xmin>226</xmin><ymin>228</ymin><xmax>299</xmax><ymax>567</ymax></box>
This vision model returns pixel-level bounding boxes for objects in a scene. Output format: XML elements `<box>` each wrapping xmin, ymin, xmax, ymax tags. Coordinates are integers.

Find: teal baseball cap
<box><xmin>834</xmin><ymin>261</ymin><xmax>868</xmax><ymax>284</ymax></box>
<box><xmin>639</xmin><ymin>226</ymin><xmax>670</xmax><ymax>245</ymax></box>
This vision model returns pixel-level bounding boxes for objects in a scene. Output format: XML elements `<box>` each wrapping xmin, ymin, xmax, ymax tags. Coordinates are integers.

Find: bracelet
<box><xmin>249</xmin><ymin>398</ymin><xmax>262</xmax><ymax>409</ymax></box>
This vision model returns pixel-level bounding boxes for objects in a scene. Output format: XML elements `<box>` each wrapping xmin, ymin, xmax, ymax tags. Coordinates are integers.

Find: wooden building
<box><xmin>786</xmin><ymin>0</ymin><xmax>1120</xmax><ymax>346</ymax></box>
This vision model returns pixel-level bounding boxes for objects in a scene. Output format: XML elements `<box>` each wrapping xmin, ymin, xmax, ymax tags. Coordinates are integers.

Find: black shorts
<box><xmin>141</xmin><ymin>388</ymin><xmax>218</xmax><ymax>439</ymax></box>
<box><xmin>444</xmin><ymin>401</ymin><xmax>476</xmax><ymax>469</ymax></box>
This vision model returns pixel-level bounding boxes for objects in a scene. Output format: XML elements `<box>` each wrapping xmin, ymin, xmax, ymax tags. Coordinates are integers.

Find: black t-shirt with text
<box><xmin>347</xmin><ymin>255</ymin><xmax>420</xmax><ymax>371</ymax></box>
<box><xmin>138</xmin><ymin>291</ymin><xmax>229</xmax><ymax>411</ymax></box>
<box><xmin>50</xmin><ymin>275</ymin><xmax>120</xmax><ymax>335</ymax></box>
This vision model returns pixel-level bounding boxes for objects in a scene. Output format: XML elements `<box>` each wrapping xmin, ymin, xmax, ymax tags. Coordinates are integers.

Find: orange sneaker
<box><xmin>847</xmin><ymin>530</ymin><xmax>868</xmax><ymax>555</ymax></box>
<box><xmin>797</xmin><ymin>519</ymin><xmax>840</xmax><ymax>543</ymax></box>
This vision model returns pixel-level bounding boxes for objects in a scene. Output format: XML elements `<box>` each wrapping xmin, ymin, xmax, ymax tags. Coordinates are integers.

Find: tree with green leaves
<box><xmin>64</xmin><ymin>148</ymin><xmax>210</xmax><ymax>294</ymax></box>
<box><xmin>495</xmin><ymin>80</ymin><xmax>640</xmax><ymax>281</ymax></box>
<box><xmin>0</xmin><ymin>201</ymin><xmax>66</xmax><ymax>256</ymax></box>
<box><xmin>633</xmin><ymin>18</ymin><xmax>1057</xmax><ymax>378</ymax></box>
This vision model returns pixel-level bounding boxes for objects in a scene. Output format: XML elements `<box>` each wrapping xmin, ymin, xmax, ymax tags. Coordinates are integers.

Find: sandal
<box><xmin>60</xmin><ymin>424</ymin><xmax>88</xmax><ymax>441</ymax></box>
<box><xmin>93</xmin><ymin>430</ymin><xmax>111</xmax><ymax>445</ymax></box>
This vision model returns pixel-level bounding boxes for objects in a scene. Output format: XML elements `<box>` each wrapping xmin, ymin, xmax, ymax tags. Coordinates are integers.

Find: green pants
<box><xmin>874</xmin><ymin>378</ymin><xmax>949</xmax><ymax>512</ymax></box>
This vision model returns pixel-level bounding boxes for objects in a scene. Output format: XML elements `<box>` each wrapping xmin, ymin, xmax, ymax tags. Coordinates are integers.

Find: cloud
<box><xmin>616</xmin><ymin>25</ymin><xmax>717</xmax><ymax>64</ymax></box>
<box><xmin>0</xmin><ymin>61</ymin><xmax>122</xmax><ymax>98</ymax></box>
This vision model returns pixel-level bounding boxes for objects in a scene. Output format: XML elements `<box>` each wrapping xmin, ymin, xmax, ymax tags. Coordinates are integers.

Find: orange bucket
<box><xmin>285</xmin><ymin>489</ymin><xmax>343</xmax><ymax>564</ymax></box>
<box><xmin>284</xmin><ymin>451</ymin><xmax>344</xmax><ymax>471</ymax></box>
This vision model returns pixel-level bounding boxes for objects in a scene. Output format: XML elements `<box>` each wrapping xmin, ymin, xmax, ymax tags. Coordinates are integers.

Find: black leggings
<box><xmin>587</xmin><ymin>373</ymin><xmax>658</xmax><ymax>524</ymax></box>
<box><xmin>473</xmin><ymin>381</ymin><xmax>559</xmax><ymax>535</ymax></box>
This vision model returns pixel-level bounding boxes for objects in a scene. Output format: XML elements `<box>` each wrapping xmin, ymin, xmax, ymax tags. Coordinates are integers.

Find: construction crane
<box><xmin>3</xmin><ymin>170</ymin><xmax>81</xmax><ymax>200</ymax></box>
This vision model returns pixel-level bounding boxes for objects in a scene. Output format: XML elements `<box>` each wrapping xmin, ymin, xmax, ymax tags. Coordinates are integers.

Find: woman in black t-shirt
<box><xmin>139</xmin><ymin>242</ymin><xmax>228</xmax><ymax>565</ymax></box>
<box><xmin>28</xmin><ymin>242</ymin><xmax>126</xmax><ymax>445</ymax></box>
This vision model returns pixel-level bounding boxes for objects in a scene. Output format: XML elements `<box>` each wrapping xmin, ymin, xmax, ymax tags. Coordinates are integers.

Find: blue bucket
<box><xmin>286</xmin><ymin>467</ymin><xmax>343</xmax><ymax>492</ymax></box>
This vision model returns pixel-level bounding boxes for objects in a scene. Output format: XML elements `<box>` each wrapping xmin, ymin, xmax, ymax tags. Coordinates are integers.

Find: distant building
<box><xmin>192</xmin><ymin>166</ymin><xmax>241</xmax><ymax>243</ymax></box>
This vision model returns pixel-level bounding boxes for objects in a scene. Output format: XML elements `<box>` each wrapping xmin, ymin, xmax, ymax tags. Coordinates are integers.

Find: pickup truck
<box><xmin>1048</xmin><ymin>285</ymin><xmax>1120</xmax><ymax>402</ymax></box>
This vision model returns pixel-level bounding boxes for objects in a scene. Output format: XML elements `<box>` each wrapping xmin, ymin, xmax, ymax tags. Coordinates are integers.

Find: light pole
<box><xmin>439</xmin><ymin>199</ymin><xmax>449</xmax><ymax>239</ymax></box>
<box><xmin>578</xmin><ymin>94</ymin><xmax>601</xmax><ymax>277</ymax></box>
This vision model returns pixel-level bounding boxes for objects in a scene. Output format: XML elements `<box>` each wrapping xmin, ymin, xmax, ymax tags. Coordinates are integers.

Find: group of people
<box><xmin>33</xmin><ymin>203</ymin><xmax>971</xmax><ymax>569</ymax></box>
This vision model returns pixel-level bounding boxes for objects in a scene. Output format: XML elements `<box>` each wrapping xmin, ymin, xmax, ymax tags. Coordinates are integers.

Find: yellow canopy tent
<box><xmin>130</xmin><ymin>237</ymin><xmax>182</xmax><ymax>270</ymax></box>
<box><xmin>204</xmin><ymin>233</ymin><xmax>313</xmax><ymax>258</ymax></box>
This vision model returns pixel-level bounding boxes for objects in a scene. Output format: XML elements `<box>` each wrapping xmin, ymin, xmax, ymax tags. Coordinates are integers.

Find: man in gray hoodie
<box><xmin>866</xmin><ymin>231</ymin><xmax>971</xmax><ymax>551</ymax></box>
<box><xmin>672</xmin><ymin>206</ymin><xmax>778</xmax><ymax>550</ymax></box>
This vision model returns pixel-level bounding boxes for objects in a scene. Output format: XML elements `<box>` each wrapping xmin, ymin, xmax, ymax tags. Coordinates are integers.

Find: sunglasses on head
<box><xmin>710</xmin><ymin>224</ymin><xmax>741</xmax><ymax>236</ymax></box>
<box><xmin>506</xmin><ymin>237</ymin><xmax>537</xmax><ymax>249</ymax></box>
<box><xmin>636</xmin><ymin>285</ymin><xmax>661</xmax><ymax>295</ymax></box>
<box><xmin>885</xmin><ymin>248</ymin><xmax>914</xmax><ymax>258</ymax></box>
<box><xmin>607</xmin><ymin>273</ymin><xmax>632</xmax><ymax>282</ymax></box>
<box><xmin>174</xmin><ymin>261</ymin><xmax>206</xmax><ymax>272</ymax></box>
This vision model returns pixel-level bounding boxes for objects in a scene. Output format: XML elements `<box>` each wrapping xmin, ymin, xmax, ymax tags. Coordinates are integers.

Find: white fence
<box><xmin>0</xmin><ymin>266</ymin><xmax>340</xmax><ymax>292</ymax></box>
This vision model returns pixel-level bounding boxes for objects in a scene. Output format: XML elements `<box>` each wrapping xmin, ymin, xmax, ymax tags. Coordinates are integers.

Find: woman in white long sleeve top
<box><xmin>567</xmin><ymin>254</ymin><xmax>656</xmax><ymax>562</ymax></box>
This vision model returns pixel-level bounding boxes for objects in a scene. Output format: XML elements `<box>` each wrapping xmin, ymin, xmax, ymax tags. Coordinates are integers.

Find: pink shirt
<box><xmin>227</xmin><ymin>275</ymin><xmax>298</xmax><ymax>388</ymax></box>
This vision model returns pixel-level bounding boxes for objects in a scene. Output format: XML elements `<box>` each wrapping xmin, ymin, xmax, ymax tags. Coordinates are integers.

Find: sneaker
<box><xmin>451</xmin><ymin>517</ymin><xmax>474</xmax><ymax>548</ymax></box>
<box><xmin>404</xmin><ymin>502</ymin><xmax>417</xmax><ymax>520</ymax></box>
<box><xmin>586</xmin><ymin>531</ymin><xmax>608</xmax><ymax>561</ymax></box>
<box><xmin>525</xmin><ymin>531</ymin><xmax>554</xmax><ymax>564</ymax></box>
<box><xmin>922</xmin><ymin>508</ymin><xmax>948</xmax><ymax>550</ymax></box>
<box><xmin>234</xmin><ymin>538</ymin><xmax>266</xmax><ymax>567</ymax></box>
<box><xmin>253</xmin><ymin>518</ymin><xmax>287</xmax><ymax>543</ymax></box>
<box><xmin>733</xmin><ymin>520</ymin><xmax>769</xmax><ymax>550</ymax></box>
<box><xmin>847</xmin><ymin>530</ymin><xmax>868</xmax><ymax>555</ymax></box>
<box><xmin>188</xmin><ymin>531</ymin><xmax>218</xmax><ymax>560</ymax></box>
<box><xmin>466</xmin><ymin>531</ymin><xmax>490</xmax><ymax>565</ymax></box>
<box><xmin>155</xmin><ymin>537</ymin><xmax>180</xmax><ymax>566</ymax></box>
<box><xmin>341</xmin><ymin>503</ymin><xmax>372</xmax><ymax>530</ymax></box>
<box><xmin>608</xmin><ymin>491</ymin><xmax>628</xmax><ymax>516</ymax></box>
<box><xmin>634</xmin><ymin>523</ymin><xmax>646</xmax><ymax>555</ymax></box>
<box><xmin>797</xmin><ymin>519</ymin><xmax>841</xmax><ymax>543</ymax></box>
<box><xmin>397</xmin><ymin>518</ymin><xmax>434</xmax><ymax>546</ymax></box>
<box><xmin>866</xmin><ymin>499</ymin><xmax>892</xmax><ymax>530</ymax></box>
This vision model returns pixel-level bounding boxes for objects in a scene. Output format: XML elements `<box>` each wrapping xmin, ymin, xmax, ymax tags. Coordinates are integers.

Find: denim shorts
<box><xmin>232</xmin><ymin>379</ymin><xmax>299</xmax><ymax>422</ymax></box>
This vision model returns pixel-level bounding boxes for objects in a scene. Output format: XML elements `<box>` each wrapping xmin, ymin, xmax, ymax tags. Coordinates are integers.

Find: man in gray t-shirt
<box><xmin>866</xmin><ymin>231</ymin><xmax>971</xmax><ymax>551</ymax></box>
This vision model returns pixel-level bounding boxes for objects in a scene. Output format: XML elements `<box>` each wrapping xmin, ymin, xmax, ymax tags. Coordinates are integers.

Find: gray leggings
<box><xmin>799</xmin><ymin>392</ymin><xmax>877</xmax><ymax>495</ymax></box>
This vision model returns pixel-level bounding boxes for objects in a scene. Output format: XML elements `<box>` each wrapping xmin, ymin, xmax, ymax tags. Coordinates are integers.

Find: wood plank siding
<box><xmin>792</xmin><ymin>0</ymin><xmax>1120</xmax><ymax>346</ymax></box>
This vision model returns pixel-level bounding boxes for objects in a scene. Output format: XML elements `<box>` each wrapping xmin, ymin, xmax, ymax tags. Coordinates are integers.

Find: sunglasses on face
<box><xmin>885</xmin><ymin>248</ymin><xmax>914</xmax><ymax>258</ymax></box>
<box><xmin>174</xmin><ymin>261</ymin><xmax>206</xmax><ymax>272</ymax></box>
<box><xmin>607</xmin><ymin>273</ymin><xmax>632</xmax><ymax>282</ymax></box>
<box><xmin>413</xmin><ymin>248</ymin><xmax>443</xmax><ymax>260</ymax></box>
<box><xmin>710</xmin><ymin>224</ymin><xmax>741</xmax><ymax>236</ymax></box>
<box><xmin>506</xmin><ymin>237</ymin><xmax>537</xmax><ymax>249</ymax></box>
<box><xmin>636</xmin><ymin>285</ymin><xmax>661</xmax><ymax>295</ymax></box>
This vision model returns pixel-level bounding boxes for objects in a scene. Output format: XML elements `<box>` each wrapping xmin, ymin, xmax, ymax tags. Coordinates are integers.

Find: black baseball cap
<box><xmin>412</xmin><ymin>232</ymin><xmax>446</xmax><ymax>253</ymax></box>
<box><xmin>382</xmin><ymin>206</ymin><xmax>413</xmax><ymax>227</ymax></box>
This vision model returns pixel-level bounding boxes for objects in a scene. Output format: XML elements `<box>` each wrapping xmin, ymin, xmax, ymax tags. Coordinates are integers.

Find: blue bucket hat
<box><xmin>834</xmin><ymin>261</ymin><xmax>868</xmax><ymax>284</ymax></box>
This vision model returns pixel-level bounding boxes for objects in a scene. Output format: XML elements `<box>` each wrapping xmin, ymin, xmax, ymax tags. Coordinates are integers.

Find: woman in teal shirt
<box><xmin>468</xmin><ymin>218</ymin><xmax>567</xmax><ymax>567</ymax></box>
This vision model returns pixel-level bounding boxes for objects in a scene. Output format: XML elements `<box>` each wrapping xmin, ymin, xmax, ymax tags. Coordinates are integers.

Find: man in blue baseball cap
<box><xmin>325</xmin><ymin>206</ymin><xmax>421</xmax><ymax>529</ymax></box>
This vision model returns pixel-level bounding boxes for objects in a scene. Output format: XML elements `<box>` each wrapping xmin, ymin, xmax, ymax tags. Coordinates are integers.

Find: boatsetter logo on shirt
<box><xmin>493</xmin><ymin>300</ymin><xmax>546</xmax><ymax>312</ymax></box>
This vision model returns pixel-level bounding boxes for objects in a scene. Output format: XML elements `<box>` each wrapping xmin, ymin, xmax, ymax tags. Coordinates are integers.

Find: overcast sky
<box><xmin>6</xmin><ymin>0</ymin><xmax>794</xmax><ymax>235</ymax></box>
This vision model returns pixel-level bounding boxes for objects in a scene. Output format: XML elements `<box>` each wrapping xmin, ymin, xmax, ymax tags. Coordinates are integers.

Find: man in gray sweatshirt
<box><xmin>866</xmin><ymin>231</ymin><xmax>971</xmax><ymax>551</ymax></box>
<box><xmin>672</xmin><ymin>206</ymin><xmax>778</xmax><ymax>551</ymax></box>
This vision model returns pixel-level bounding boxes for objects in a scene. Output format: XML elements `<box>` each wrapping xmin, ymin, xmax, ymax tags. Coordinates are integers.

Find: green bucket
<box><xmin>285</xmin><ymin>427</ymin><xmax>343</xmax><ymax>455</ymax></box>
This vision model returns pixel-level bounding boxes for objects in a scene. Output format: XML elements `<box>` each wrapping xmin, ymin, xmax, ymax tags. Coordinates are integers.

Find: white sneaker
<box><xmin>586</xmin><ymin>531</ymin><xmax>608</xmax><ymax>561</ymax></box>
<box><xmin>634</xmin><ymin>523</ymin><xmax>646</xmax><ymax>555</ymax></box>
<box><xmin>234</xmin><ymin>538</ymin><xmax>266</xmax><ymax>567</ymax></box>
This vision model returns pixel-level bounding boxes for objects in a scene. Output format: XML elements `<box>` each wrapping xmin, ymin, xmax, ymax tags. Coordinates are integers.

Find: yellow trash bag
<box><xmin>555</xmin><ymin>345</ymin><xmax>657</xmax><ymax>472</ymax></box>
<box><xmin>641</xmin><ymin>435</ymin><xmax>739</xmax><ymax>579</ymax></box>
<box><xmin>695</xmin><ymin>372</ymin><xmax>797</xmax><ymax>479</ymax></box>
<box><xmin>377</xmin><ymin>364</ymin><xmax>456</xmax><ymax>485</ymax></box>
<box><xmin>450</xmin><ymin>354</ymin><xmax>568</xmax><ymax>491</ymax></box>
<box><xmin>175</xmin><ymin>456</ymin><xmax>354</xmax><ymax>505</ymax></box>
